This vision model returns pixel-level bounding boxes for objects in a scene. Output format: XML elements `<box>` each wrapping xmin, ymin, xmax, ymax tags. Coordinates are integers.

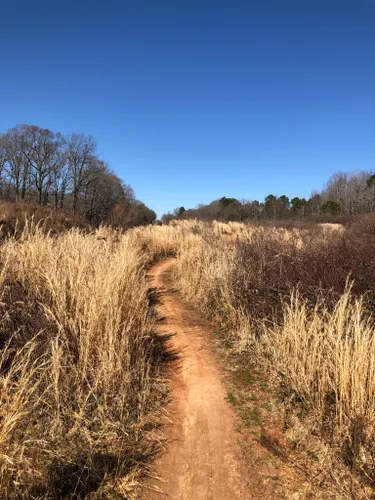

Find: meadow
<box><xmin>1</xmin><ymin>209</ymin><xmax>375</xmax><ymax>497</ymax></box>
<box><xmin>137</xmin><ymin>218</ymin><xmax>375</xmax><ymax>497</ymax></box>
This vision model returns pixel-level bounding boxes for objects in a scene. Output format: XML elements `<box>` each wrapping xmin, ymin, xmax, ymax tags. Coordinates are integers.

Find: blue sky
<box><xmin>1</xmin><ymin>0</ymin><xmax>374</xmax><ymax>217</ymax></box>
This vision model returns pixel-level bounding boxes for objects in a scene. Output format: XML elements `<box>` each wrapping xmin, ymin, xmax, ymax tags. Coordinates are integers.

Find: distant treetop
<box><xmin>161</xmin><ymin>170</ymin><xmax>375</xmax><ymax>223</ymax></box>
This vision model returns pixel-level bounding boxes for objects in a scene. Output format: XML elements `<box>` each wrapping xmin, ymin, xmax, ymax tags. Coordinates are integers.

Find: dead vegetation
<box><xmin>2</xmin><ymin>214</ymin><xmax>375</xmax><ymax>498</ymax></box>
<box><xmin>0</xmin><ymin>222</ymin><xmax>167</xmax><ymax>498</ymax></box>
<box><xmin>0</xmin><ymin>200</ymin><xmax>87</xmax><ymax>238</ymax></box>
<box><xmin>138</xmin><ymin>218</ymin><xmax>375</xmax><ymax>498</ymax></box>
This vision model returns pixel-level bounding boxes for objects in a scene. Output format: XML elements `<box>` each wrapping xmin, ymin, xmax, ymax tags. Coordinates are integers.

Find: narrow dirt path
<box><xmin>140</xmin><ymin>259</ymin><xmax>333</xmax><ymax>499</ymax></box>
<box><xmin>142</xmin><ymin>259</ymin><xmax>252</xmax><ymax>499</ymax></box>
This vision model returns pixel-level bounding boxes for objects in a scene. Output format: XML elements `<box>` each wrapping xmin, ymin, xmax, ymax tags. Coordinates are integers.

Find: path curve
<box><xmin>143</xmin><ymin>258</ymin><xmax>251</xmax><ymax>500</ymax></box>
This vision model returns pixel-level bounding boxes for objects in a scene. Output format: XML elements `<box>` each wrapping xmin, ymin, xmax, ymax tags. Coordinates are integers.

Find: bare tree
<box><xmin>321</xmin><ymin>171</ymin><xmax>375</xmax><ymax>215</ymax></box>
<box><xmin>66</xmin><ymin>133</ymin><xmax>97</xmax><ymax>213</ymax></box>
<box><xmin>0</xmin><ymin>134</ymin><xmax>6</xmax><ymax>180</ymax></box>
<box><xmin>111</xmin><ymin>184</ymin><xmax>156</xmax><ymax>228</ymax></box>
<box><xmin>50</xmin><ymin>152</ymin><xmax>69</xmax><ymax>209</ymax></box>
<box><xmin>1</xmin><ymin>125</ymin><xmax>30</xmax><ymax>201</ymax></box>
<box><xmin>0</xmin><ymin>122</ymin><xmax>158</xmax><ymax>227</ymax></box>
<box><xmin>80</xmin><ymin>161</ymin><xmax>121</xmax><ymax>225</ymax></box>
<box><xmin>22</xmin><ymin>126</ymin><xmax>65</xmax><ymax>205</ymax></box>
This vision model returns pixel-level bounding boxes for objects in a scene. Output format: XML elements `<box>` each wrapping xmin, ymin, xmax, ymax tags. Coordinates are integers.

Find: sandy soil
<box><xmin>141</xmin><ymin>258</ymin><xmax>292</xmax><ymax>499</ymax></box>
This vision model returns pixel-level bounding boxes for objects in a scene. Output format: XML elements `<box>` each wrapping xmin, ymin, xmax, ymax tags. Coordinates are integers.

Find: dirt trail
<box><xmin>142</xmin><ymin>259</ymin><xmax>256</xmax><ymax>499</ymax></box>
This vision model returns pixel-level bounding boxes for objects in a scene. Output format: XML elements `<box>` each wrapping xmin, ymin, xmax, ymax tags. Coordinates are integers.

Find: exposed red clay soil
<box><xmin>142</xmin><ymin>259</ymin><xmax>299</xmax><ymax>500</ymax></box>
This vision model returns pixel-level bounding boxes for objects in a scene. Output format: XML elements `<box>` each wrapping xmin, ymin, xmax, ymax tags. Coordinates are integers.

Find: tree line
<box><xmin>162</xmin><ymin>170</ymin><xmax>375</xmax><ymax>223</ymax></box>
<box><xmin>0</xmin><ymin>124</ymin><xmax>156</xmax><ymax>227</ymax></box>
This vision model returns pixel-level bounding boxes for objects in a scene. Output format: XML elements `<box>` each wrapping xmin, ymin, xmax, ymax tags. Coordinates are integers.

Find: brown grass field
<box><xmin>1</xmin><ymin>209</ymin><xmax>375</xmax><ymax>498</ymax></box>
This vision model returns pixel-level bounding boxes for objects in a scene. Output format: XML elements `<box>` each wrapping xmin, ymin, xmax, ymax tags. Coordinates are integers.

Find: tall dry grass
<box><xmin>268</xmin><ymin>289</ymin><xmax>375</xmax><ymax>458</ymax></box>
<box><xmin>0</xmin><ymin>223</ymin><xmax>165</xmax><ymax>498</ymax></box>
<box><xmin>157</xmin><ymin>219</ymin><xmax>375</xmax><ymax>489</ymax></box>
<box><xmin>2</xmin><ymin>215</ymin><xmax>375</xmax><ymax>496</ymax></box>
<box><xmin>130</xmin><ymin>222</ymin><xmax>204</xmax><ymax>260</ymax></box>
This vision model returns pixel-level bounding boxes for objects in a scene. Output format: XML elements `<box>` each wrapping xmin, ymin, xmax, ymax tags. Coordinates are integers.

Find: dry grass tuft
<box><xmin>267</xmin><ymin>288</ymin><xmax>375</xmax><ymax>466</ymax></box>
<box><xmin>0</xmin><ymin>223</ymin><xmax>166</xmax><ymax>498</ymax></box>
<box><xmin>130</xmin><ymin>222</ymin><xmax>203</xmax><ymax>261</ymax></box>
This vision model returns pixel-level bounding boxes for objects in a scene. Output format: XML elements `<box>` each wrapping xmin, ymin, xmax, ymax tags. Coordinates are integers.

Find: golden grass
<box><xmin>130</xmin><ymin>222</ymin><xmax>203</xmax><ymax>260</ymax></box>
<box><xmin>174</xmin><ymin>235</ymin><xmax>235</xmax><ymax>318</ymax></box>
<box><xmin>151</xmin><ymin>220</ymin><xmax>375</xmax><ymax>493</ymax></box>
<box><xmin>267</xmin><ymin>288</ymin><xmax>375</xmax><ymax>449</ymax></box>
<box><xmin>0</xmin><ymin>223</ymin><xmax>165</xmax><ymax>498</ymax></box>
<box><xmin>1</xmin><ymin>216</ymin><xmax>372</xmax><ymax>496</ymax></box>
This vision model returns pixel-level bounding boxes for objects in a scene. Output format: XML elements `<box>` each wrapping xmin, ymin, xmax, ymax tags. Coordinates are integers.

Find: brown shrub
<box><xmin>0</xmin><ymin>200</ymin><xmax>87</xmax><ymax>239</ymax></box>
<box><xmin>231</xmin><ymin>218</ymin><xmax>375</xmax><ymax>323</ymax></box>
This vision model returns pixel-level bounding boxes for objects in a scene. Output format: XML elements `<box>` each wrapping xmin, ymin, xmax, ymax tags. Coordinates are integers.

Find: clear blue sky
<box><xmin>1</xmin><ymin>0</ymin><xmax>374</xmax><ymax>217</ymax></box>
